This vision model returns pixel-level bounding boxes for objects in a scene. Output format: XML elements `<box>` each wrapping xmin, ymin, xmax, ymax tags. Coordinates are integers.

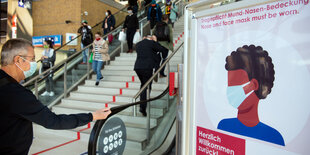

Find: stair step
<box><xmin>84</xmin><ymin>80</ymin><xmax>167</xmax><ymax>91</ymax></box>
<box><xmin>60</xmin><ymin>98</ymin><xmax>165</xmax><ymax>116</ymax></box>
<box><xmin>69</xmin><ymin>91</ymin><xmax>167</xmax><ymax>104</ymax></box>
<box><xmin>77</xmin><ymin>85</ymin><xmax>163</xmax><ymax>96</ymax></box>
<box><xmin>51</xmin><ymin>107</ymin><xmax>160</xmax><ymax>129</ymax></box>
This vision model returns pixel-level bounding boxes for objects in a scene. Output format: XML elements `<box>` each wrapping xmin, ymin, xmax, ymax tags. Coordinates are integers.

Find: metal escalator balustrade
<box><xmin>28</xmin><ymin>0</ymin><xmax>185</xmax><ymax>154</ymax></box>
<box><xmin>88</xmin><ymin>41</ymin><xmax>185</xmax><ymax>154</ymax></box>
<box><xmin>22</xmin><ymin>3</ymin><xmax>154</xmax><ymax>107</ymax></box>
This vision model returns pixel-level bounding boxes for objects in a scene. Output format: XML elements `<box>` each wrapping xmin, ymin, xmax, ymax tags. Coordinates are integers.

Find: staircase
<box><xmin>29</xmin><ymin>17</ymin><xmax>184</xmax><ymax>155</ymax></box>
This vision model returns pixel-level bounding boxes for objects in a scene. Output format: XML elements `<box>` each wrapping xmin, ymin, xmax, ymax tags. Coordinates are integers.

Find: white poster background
<box><xmin>66</xmin><ymin>33</ymin><xmax>78</xmax><ymax>46</ymax></box>
<box><xmin>195</xmin><ymin>0</ymin><xmax>310</xmax><ymax>154</ymax></box>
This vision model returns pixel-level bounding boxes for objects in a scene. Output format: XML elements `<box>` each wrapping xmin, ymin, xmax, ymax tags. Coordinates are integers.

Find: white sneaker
<box><xmin>49</xmin><ymin>92</ymin><xmax>55</xmax><ymax>97</ymax></box>
<box><xmin>41</xmin><ymin>91</ymin><xmax>49</xmax><ymax>96</ymax></box>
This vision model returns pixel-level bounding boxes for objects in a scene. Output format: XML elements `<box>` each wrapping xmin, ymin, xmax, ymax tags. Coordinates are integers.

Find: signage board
<box><xmin>184</xmin><ymin>0</ymin><xmax>310</xmax><ymax>154</ymax></box>
<box><xmin>32</xmin><ymin>35</ymin><xmax>62</xmax><ymax>47</ymax></box>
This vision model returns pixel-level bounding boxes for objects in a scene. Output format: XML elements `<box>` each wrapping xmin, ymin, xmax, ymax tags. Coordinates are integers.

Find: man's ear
<box><xmin>13</xmin><ymin>55</ymin><xmax>21</xmax><ymax>64</ymax></box>
<box><xmin>251</xmin><ymin>78</ymin><xmax>259</xmax><ymax>91</ymax></box>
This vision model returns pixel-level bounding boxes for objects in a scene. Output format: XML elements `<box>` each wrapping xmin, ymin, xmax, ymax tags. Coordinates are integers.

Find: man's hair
<box><xmin>1</xmin><ymin>38</ymin><xmax>34</xmax><ymax>66</ymax></box>
<box><xmin>107</xmin><ymin>10</ymin><xmax>112</xmax><ymax>15</ymax></box>
<box><xmin>225</xmin><ymin>45</ymin><xmax>275</xmax><ymax>99</ymax></box>
<box><xmin>162</xmin><ymin>14</ymin><xmax>169</xmax><ymax>21</ymax></box>
<box><xmin>96</xmin><ymin>31</ymin><xmax>102</xmax><ymax>36</ymax></box>
<box><xmin>128</xmin><ymin>6</ymin><xmax>133</xmax><ymax>10</ymax></box>
<box><xmin>44</xmin><ymin>40</ymin><xmax>54</xmax><ymax>49</ymax></box>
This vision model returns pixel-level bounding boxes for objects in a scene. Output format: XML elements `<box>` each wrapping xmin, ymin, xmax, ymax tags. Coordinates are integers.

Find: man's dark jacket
<box><xmin>0</xmin><ymin>70</ymin><xmax>92</xmax><ymax>155</ymax></box>
<box><xmin>134</xmin><ymin>39</ymin><xmax>168</xmax><ymax>70</ymax></box>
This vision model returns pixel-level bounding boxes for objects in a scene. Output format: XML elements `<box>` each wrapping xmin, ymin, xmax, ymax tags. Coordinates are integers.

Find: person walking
<box><xmin>134</xmin><ymin>35</ymin><xmax>168</xmax><ymax>116</ymax></box>
<box><xmin>78</xmin><ymin>20</ymin><xmax>93</xmax><ymax>64</ymax></box>
<box><xmin>154</xmin><ymin>14</ymin><xmax>173</xmax><ymax>77</ymax></box>
<box><xmin>40</xmin><ymin>40</ymin><xmax>56</xmax><ymax>97</ymax></box>
<box><xmin>0</xmin><ymin>38</ymin><xmax>111</xmax><ymax>155</ymax></box>
<box><xmin>128</xmin><ymin>0</ymin><xmax>140</xmax><ymax>14</ymax></box>
<box><xmin>102</xmin><ymin>10</ymin><xmax>116</xmax><ymax>35</ymax></box>
<box><xmin>165</xmin><ymin>0</ymin><xmax>172</xmax><ymax>23</ymax></box>
<box><xmin>123</xmin><ymin>7</ymin><xmax>139</xmax><ymax>53</ymax></box>
<box><xmin>147</xmin><ymin>0</ymin><xmax>162</xmax><ymax>29</ymax></box>
<box><xmin>169</xmin><ymin>2</ymin><xmax>178</xmax><ymax>28</ymax></box>
<box><xmin>92</xmin><ymin>32</ymin><xmax>110</xmax><ymax>86</ymax></box>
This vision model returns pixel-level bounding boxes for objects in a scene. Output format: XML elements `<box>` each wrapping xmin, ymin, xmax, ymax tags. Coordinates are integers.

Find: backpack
<box><xmin>155</xmin><ymin>22</ymin><xmax>170</xmax><ymax>42</ymax></box>
<box><xmin>165</xmin><ymin>6</ymin><xmax>171</xmax><ymax>15</ymax></box>
<box><xmin>150</xmin><ymin>6</ymin><xmax>157</xmax><ymax>19</ymax></box>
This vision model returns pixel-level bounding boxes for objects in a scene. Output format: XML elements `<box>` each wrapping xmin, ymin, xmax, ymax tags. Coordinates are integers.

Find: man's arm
<box><xmin>12</xmin><ymin>88</ymin><xmax>111</xmax><ymax>130</ymax></box>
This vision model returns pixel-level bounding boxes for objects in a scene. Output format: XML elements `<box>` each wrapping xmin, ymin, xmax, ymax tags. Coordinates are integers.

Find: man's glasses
<box><xmin>18</xmin><ymin>55</ymin><xmax>36</xmax><ymax>61</ymax></box>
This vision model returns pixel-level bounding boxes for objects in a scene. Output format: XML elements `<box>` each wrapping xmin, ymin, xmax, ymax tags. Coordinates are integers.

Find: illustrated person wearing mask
<box><xmin>123</xmin><ymin>6</ymin><xmax>139</xmax><ymax>53</ymax></box>
<box><xmin>78</xmin><ymin>20</ymin><xmax>93</xmax><ymax>64</ymax></box>
<box><xmin>92</xmin><ymin>32</ymin><xmax>110</xmax><ymax>86</ymax></box>
<box><xmin>102</xmin><ymin>10</ymin><xmax>116</xmax><ymax>35</ymax></box>
<box><xmin>217</xmin><ymin>45</ymin><xmax>285</xmax><ymax>146</ymax></box>
<box><xmin>40</xmin><ymin>40</ymin><xmax>56</xmax><ymax>97</ymax></box>
<box><xmin>0</xmin><ymin>38</ymin><xmax>111</xmax><ymax>154</ymax></box>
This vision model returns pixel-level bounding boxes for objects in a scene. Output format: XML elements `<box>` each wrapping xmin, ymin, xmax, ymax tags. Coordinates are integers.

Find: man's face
<box><xmin>227</xmin><ymin>69</ymin><xmax>257</xmax><ymax>110</ymax></box>
<box><xmin>15</xmin><ymin>47</ymin><xmax>35</xmax><ymax>78</ymax></box>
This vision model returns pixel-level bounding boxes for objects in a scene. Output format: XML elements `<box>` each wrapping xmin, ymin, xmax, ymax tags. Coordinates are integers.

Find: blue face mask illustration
<box><xmin>15</xmin><ymin>57</ymin><xmax>37</xmax><ymax>79</ymax></box>
<box><xmin>226</xmin><ymin>82</ymin><xmax>254</xmax><ymax>109</ymax></box>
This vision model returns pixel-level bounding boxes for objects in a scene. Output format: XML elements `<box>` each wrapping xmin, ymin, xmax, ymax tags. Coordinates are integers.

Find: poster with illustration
<box><xmin>195</xmin><ymin>0</ymin><xmax>310</xmax><ymax>154</ymax></box>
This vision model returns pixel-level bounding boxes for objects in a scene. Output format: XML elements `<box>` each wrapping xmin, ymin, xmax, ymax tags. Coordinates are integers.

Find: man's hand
<box><xmin>41</xmin><ymin>56</ymin><xmax>48</xmax><ymax>60</ymax></box>
<box><xmin>92</xmin><ymin>108</ymin><xmax>111</xmax><ymax>121</ymax></box>
<box><xmin>152</xmin><ymin>35</ymin><xmax>157</xmax><ymax>42</ymax></box>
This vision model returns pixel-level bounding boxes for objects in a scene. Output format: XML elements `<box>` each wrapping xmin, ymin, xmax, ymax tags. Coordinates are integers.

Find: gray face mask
<box><xmin>128</xmin><ymin>10</ymin><xmax>133</xmax><ymax>14</ymax></box>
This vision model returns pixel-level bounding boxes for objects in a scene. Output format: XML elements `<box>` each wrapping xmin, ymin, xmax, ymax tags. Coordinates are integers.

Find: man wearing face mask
<box><xmin>217</xmin><ymin>45</ymin><xmax>285</xmax><ymax>146</ymax></box>
<box><xmin>0</xmin><ymin>39</ymin><xmax>111</xmax><ymax>154</ymax></box>
<box><xmin>102</xmin><ymin>10</ymin><xmax>116</xmax><ymax>35</ymax></box>
<box><xmin>122</xmin><ymin>7</ymin><xmax>139</xmax><ymax>53</ymax></box>
<box><xmin>78</xmin><ymin>20</ymin><xmax>93</xmax><ymax>64</ymax></box>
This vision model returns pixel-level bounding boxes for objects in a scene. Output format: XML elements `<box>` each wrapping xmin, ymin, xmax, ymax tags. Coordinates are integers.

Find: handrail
<box><xmin>133</xmin><ymin>42</ymin><xmax>184</xmax><ymax>100</ymax></box>
<box><xmin>52</xmin><ymin>5</ymin><xmax>128</xmax><ymax>53</ymax></box>
<box><xmin>88</xmin><ymin>86</ymin><xmax>169</xmax><ymax>155</ymax></box>
<box><xmin>23</xmin><ymin>3</ymin><xmax>152</xmax><ymax>87</ymax></box>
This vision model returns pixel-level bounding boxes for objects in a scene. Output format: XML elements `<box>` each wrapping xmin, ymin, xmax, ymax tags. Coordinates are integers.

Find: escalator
<box><xmin>26</xmin><ymin>1</ymin><xmax>186</xmax><ymax>154</ymax></box>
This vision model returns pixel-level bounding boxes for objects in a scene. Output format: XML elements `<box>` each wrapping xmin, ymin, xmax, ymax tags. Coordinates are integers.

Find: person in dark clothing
<box><xmin>154</xmin><ymin>14</ymin><xmax>173</xmax><ymax>77</ymax></box>
<box><xmin>102</xmin><ymin>10</ymin><xmax>116</xmax><ymax>35</ymax></box>
<box><xmin>123</xmin><ymin>7</ymin><xmax>139</xmax><ymax>53</ymax></box>
<box><xmin>0</xmin><ymin>38</ymin><xmax>111</xmax><ymax>155</ymax></box>
<box><xmin>147</xmin><ymin>0</ymin><xmax>162</xmax><ymax>29</ymax></box>
<box><xmin>128</xmin><ymin>0</ymin><xmax>139</xmax><ymax>14</ymax></box>
<box><xmin>134</xmin><ymin>35</ymin><xmax>168</xmax><ymax>116</ymax></box>
<box><xmin>78</xmin><ymin>20</ymin><xmax>93</xmax><ymax>64</ymax></box>
<box><xmin>144</xmin><ymin>0</ymin><xmax>152</xmax><ymax>16</ymax></box>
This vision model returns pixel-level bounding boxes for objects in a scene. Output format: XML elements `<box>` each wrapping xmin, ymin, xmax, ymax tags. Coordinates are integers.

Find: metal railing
<box><xmin>22</xmin><ymin>3</ymin><xmax>154</xmax><ymax>107</ymax></box>
<box><xmin>131</xmin><ymin>0</ymin><xmax>185</xmax><ymax>144</ymax></box>
<box><xmin>132</xmin><ymin>42</ymin><xmax>184</xmax><ymax>143</ymax></box>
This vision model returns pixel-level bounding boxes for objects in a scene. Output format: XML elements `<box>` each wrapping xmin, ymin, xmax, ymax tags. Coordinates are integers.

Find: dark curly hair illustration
<box><xmin>225</xmin><ymin>45</ymin><xmax>275</xmax><ymax>99</ymax></box>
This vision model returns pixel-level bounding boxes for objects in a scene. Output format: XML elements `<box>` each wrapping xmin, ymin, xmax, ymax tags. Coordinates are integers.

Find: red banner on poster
<box><xmin>196</xmin><ymin>126</ymin><xmax>245</xmax><ymax>155</ymax></box>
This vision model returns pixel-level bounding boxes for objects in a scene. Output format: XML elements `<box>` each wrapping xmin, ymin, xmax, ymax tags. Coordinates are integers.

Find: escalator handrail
<box><xmin>23</xmin><ymin>3</ymin><xmax>152</xmax><ymax>87</ymax></box>
<box><xmin>88</xmin><ymin>86</ymin><xmax>169</xmax><ymax>155</ymax></box>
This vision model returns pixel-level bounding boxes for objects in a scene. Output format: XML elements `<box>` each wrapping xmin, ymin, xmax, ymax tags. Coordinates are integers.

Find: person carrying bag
<box><xmin>92</xmin><ymin>32</ymin><xmax>110</xmax><ymax>86</ymax></box>
<box><xmin>40</xmin><ymin>40</ymin><xmax>56</xmax><ymax>97</ymax></box>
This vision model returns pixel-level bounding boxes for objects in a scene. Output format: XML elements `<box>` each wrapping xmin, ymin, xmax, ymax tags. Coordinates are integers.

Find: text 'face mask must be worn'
<box><xmin>226</xmin><ymin>81</ymin><xmax>254</xmax><ymax>109</ymax></box>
